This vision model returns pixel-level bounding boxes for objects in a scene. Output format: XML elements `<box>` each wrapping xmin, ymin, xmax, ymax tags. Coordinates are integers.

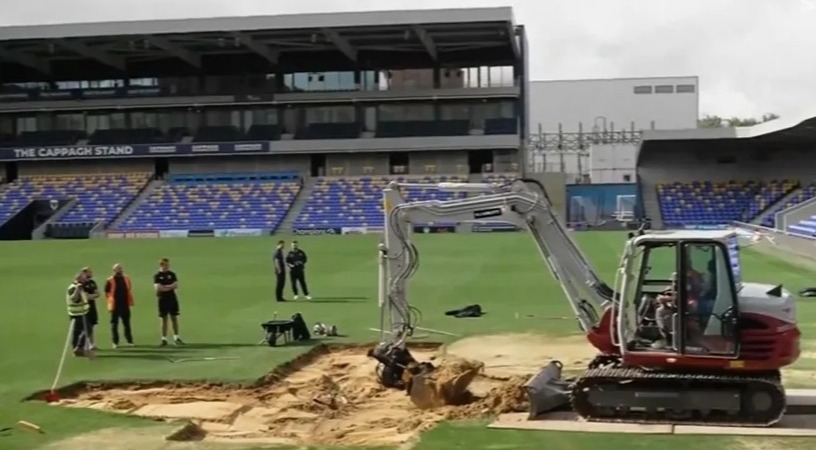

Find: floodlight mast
<box><xmin>378</xmin><ymin>179</ymin><xmax>615</xmax><ymax>349</ymax></box>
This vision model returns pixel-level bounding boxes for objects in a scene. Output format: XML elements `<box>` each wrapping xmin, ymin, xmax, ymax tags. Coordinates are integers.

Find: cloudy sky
<box><xmin>2</xmin><ymin>0</ymin><xmax>814</xmax><ymax>120</ymax></box>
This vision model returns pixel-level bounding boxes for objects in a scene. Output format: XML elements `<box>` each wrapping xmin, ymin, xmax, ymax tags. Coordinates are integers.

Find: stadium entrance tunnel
<box><xmin>30</xmin><ymin>337</ymin><xmax>594</xmax><ymax>447</ymax></box>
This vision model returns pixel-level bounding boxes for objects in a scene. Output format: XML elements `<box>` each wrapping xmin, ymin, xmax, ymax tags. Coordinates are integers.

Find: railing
<box><xmin>731</xmin><ymin>221</ymin><xmax>816</xmax><ymax>263</ymax></box>
<box><xmin>774</xmin><ymin>196</ymin><xmax>816</xmax><ymax>230</ymax></box>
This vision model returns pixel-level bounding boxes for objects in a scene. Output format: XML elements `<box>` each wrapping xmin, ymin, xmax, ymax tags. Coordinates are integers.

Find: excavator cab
<box><xmin>617</xmin><ymin>231</ymin><xmax>741</xmax><ymax>359</ymax></box>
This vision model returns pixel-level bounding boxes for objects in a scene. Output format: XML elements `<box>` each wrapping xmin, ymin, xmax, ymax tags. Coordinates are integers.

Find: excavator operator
<box><xmin>653</xmin><ymin>272</ymin><xmax>702</xmax><ymax>349</ymax></box>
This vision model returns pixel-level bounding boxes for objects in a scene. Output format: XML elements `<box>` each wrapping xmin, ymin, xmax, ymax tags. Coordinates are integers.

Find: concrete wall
<box><xmin>168</xmin><ymin>155</ymin><xmax>309</xmax><ymax>175</ymax></box>
<box><xmin>18</xmin><ymin>159</ymin><xmax>152</xmax><ymax>175</ymax></box>
<box><xmin>589</xmin><ymin>143</ymin><xmax>637</xmax><ymax>184</ymax></box>
<box><xmin>324</xmin><ymin>153</ymin><xmax>389</xmax><ymax>176</ymax></box>
<box><xmin>530</xmin><ymin>76</ymin><xmax>699</xmax><ymax>133</ymax></box>
<box><xmin>322</xmin><ymin>151</ymin><xmax>470</xmax><ymax>177</ymax></box>
<box><xmin>409</xmin><ymin>151</ymin><xmax>469</xmax><ymax>175</ymax></box>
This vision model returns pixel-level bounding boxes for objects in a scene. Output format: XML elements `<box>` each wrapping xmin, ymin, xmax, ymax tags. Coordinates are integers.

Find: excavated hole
<box><xmin>34</xmin><ymin>342</ymin><xmax>538</xmax><ymax>447</ymax></box>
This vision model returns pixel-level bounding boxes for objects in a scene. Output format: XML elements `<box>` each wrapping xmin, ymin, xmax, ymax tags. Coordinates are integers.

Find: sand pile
<box><xmin>54</xmin><ymin>333</ymin><xmax>591</xmax><ymax>447</ymax></box>
<box><xmin>409</xmin><ymin>355</ymin><xmax>485</xmax><ymax>409</ymax></box>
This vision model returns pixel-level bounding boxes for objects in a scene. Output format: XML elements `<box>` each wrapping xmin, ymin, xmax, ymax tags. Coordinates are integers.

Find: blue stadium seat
<box><xmin>788</xmin><ymin>217</ymin><xmax>816</xmax><ymax>237</ymax></box>
<box><xmin>743</xmin><ymin>180</ymin><xmax>797</xmax><ymax>221</ymax></box>
<box><xmin>0</xmin><ymin>173</ymin><xmax>151</xmax><ymax>227</ymax></box>
<box><xmin>119</xmin><ymin>177</ymin><xmax>300</xmax><ymax>231</ymax></box>
<box><xmin>657</xmin><ymin>180</ymin><xmax>758</xmax><ymax>226</ymax></box>
<box><xmin>293</xmin><ymin>175</ymin><xmax>467</xmax><ymax>229</ymax></box>
<box><xmin>762</xmin><ymin>184</ymin><xmax>816</xmax><ymax>228</ymax></box>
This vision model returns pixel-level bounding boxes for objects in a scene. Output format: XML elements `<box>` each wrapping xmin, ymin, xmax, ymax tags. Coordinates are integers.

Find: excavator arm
<box><xmin>367</xmin><ymin>178</ymin><xmax>617</xmax><ymax>411</ymax></box>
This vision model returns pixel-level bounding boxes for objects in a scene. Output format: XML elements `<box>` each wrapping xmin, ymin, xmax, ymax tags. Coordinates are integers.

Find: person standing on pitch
<box><xmin>286</xmin><ymin>240</ymin><xmax>311</xmax><ymax>300</ymax></box>
<box><xmin>66</xmin><ymin>271</ymin><xmax>91</xmax><ymax>357</ymax></box>
<box><xmin>105</xmin><ymin>264</ymin><xmax>135</xmax><ymax>348</ymax></box>
<box><xmin>80</xmin><ymin>267</ymin><xmax>101</xmax><ymax>350</ymax></box>
<box><xmin>154</xmin><ymin>258</ymin><xmax>184</xmax><ymax>346</ymax></box>
<box><xmin>273</xmin><ymin>240</ymin><xmax>287</xmax><ymax>302</ymax></box>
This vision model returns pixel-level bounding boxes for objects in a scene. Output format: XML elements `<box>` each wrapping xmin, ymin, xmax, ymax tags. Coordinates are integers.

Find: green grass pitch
<box><xmin>1</xmin><ymin>232</ymin><xmax>815</xmax><ymax>450</ymax></box>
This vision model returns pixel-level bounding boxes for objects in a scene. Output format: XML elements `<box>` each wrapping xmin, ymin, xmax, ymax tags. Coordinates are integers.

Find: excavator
<box><xmin>367</xmin><ymin>178</ymin><xmax>801</xmax><ymax>427</ymax></box>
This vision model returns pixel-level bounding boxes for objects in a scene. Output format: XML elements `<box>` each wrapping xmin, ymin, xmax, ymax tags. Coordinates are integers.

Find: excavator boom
<box><xmin>370</xmin><ymin>178</ymin><xmax>616</xmax><ymax>412</ymax></box>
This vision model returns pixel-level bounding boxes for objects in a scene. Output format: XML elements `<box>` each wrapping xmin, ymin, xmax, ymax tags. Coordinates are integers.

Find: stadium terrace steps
<box><xmin>752</xmin><ymin>186</ymin><xmax>804</xmax><ymax>226</ymax></box>
<box><xmin>656</xmin><ymin>180</ymin><xmax>799</xmax><ymax>227</ymax></box>
<box><xmin>277</xmin><ymin>177</ymin><xmax>317</xmax><ymax>234</ymax></box>
<box><xmin>56</xmin><ymin>173</ymin><xmax>153</xmax><ymax>226</ymax></box>
<box><xmin>109</xmin><ymin>178</ymin><xmax>165</xmax><ymax>230</ymax></box>
<box><xmin>117</xmin><ymin>172</ymin><xmax>301</xmax><ymax>232</ymax></box>
<box><xmin>292</xmin><ymin>175</ymin><xmax>469</xmax><ymax>230</ymax></box>
<box><xmin>761</xmin><ymin>184</ymin><xmax>816</xmax><ymax>228</ymax></box>
<box><xmin>0</xmin><ymin>173</ymin><xmax>152</xmax><ymax>228</ymax></box>
<box><xmin>744</xmin><ymin>180</ymin><xmax>798</xmax><ymax>222</ymax></box>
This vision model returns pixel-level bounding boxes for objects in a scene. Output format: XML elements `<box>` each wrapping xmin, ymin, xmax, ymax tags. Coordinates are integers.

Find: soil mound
<box><xmin>54</xmin><ymin>334</ymin><xmax>590</xmax><ymax>447</ymax></box>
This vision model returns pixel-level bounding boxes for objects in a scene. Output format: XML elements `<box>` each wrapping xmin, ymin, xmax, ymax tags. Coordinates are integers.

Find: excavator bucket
<box><xmin>408</xmin><ymin>357</ymin><xmax>483</xmax><ymax>410</ymax></box>
<box><xmin>525</xmin><ymin>361</ymin><xmax>573</xmax><ymax>419</ymax></box>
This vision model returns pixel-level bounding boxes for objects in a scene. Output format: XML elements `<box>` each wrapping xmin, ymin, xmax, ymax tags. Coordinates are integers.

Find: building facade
<box><xmin>529</xmin><ymin>76</ymin><xmax>699</xmax><ymax>133</ymax></box>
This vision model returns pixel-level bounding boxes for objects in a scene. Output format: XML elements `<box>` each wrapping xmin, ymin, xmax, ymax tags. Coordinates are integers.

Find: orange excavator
<box><xmin>368</xmin><ymin>179</ymin><xmax>800</xmax><ymax>427</ymax></box>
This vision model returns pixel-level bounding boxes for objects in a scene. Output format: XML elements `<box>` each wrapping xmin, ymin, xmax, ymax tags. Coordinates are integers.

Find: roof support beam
<box><xmin>321</xmin><ymin>28</ymin><xmax>357</xmax><ymax>62</ymax></box>
<box><xmin>145</xmin><ymin>35</ymin><xmax>201</xmax><ymax>68</ymax></box>
<box><xmin>412</xmin><ymin>26</ymin><xmax>437</xmax><ymax>61</ymax></box>
<box><xmin>0</xmin><ymin>46</ymin><xmax>50</xmax><ymax>75</ymax></box>
<box><xmin>56</xmin><ymin>40</ymin><xmax>125</xmax><ymax>71</ymax></box>
<box><xmin>230</xmin><ymin>32</ymin><xmax>278</xmax><ymax>65</ymax></box>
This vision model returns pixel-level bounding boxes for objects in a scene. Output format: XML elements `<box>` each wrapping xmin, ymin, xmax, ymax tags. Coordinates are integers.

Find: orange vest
<box><xmin>106</xmin><ymin>275</ymin><xmax>134</xmax><ymax>311</ymax></box>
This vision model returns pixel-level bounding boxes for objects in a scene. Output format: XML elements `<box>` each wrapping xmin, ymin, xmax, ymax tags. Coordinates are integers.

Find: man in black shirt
<box><xmin>154</xmin><ymin>258</ymin><xmax>184</xmax><ymax>346</ymax></box>
<box><xmin>81</xmin><ymin>267</ymin><xmax>101</xmax><ymax>350</ymax></box>
<box><xmin>273</xmin><ymin>240</ymin><xmax>286</xmax><ymax>302</ymax></box>
<box><xmin>286</xmin><ymin>240</ymin><xmax>311</xmax><ymax>300</ymax></box>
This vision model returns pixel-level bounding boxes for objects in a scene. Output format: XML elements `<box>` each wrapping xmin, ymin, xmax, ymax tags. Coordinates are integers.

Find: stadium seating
<box><xmin>0</xmin><ymin>173</ymin><xmax>151</xmax><ymax>227</ymax></box>
<box><xmin>482</xmin><ymin>173</ymin><xmax>519</xmax><ymax>185</ymax></box>
<box><xmin>657</xmin><ymin>181</ymin><xmax>759</xmax><ymax>226</ymax></box>
<box><xmin>293</xmin><ymin>175</ymin><xmax>468</xmax><ymax>229</ymax></box>
<box><xmin>761</xmin><ymin>184</ymin><xmax>816</xmax><ymax>228</ymax></box>
<box><xmin>743</xmin><ymin>180</ymin><xmax>797</xmax><ymax>221</ymax></box>
<box><xmin>119</xmin><ymin>173</ymin><xmax>300</xmax><ymax>231</ymax></box>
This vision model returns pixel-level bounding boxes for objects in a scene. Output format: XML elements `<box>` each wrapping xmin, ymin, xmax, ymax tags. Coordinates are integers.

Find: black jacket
<box><xmin>286</xmin><ymin>249</ymin><xmax>308</xmax><ymax>271</ymax></box>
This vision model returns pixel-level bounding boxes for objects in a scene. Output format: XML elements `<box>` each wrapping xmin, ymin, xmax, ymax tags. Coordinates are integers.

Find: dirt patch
<box><xmin>444</xmin><ymin>333</ymin><xmax>595</xmax><ymax>377</ymax></box>
<box><xmin>48</xmin><ymin>335</ymin><xmax>586</xmax><ymax>448</ymax></box>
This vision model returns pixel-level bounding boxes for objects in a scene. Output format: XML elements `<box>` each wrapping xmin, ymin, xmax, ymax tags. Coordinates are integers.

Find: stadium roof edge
<box><xmin>642</xmin><ymin>109</ymin><xmax>816</xmax><ymax>142</ymax></box>
<box><xmin>0</xmin><ymin>7</ymin><xmax>516</xmax><ymax>41</ymax></box>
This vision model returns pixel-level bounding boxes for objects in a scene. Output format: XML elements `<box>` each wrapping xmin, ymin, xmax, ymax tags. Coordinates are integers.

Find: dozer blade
<box><xmin>408</xmin><ymin>359</ymin><xmax>483</xmax><ymax>410</ymax></box>
<box><xmin>525</xmin><ymin>361</ymin><xmax>573</xmax><ymax>419</ymax></box>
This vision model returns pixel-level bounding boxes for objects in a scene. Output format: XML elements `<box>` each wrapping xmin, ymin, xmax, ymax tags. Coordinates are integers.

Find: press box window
<box><xmin>655</xmin><ymin>85</ymin><xmax>674</xmax><ymax>94</ymax></box>
<box><xmin>676</xmin><ymin>84</ymin><xmax>696</xmax><ymax>93</ymax></box>
<box><xmin>633</xmin><ymin>86</ymin><xmax>652</xmax><ymax>94</ymax></box>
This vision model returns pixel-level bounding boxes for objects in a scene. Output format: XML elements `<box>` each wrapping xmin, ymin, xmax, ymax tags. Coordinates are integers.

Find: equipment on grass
<box><xmin>368</xmin><ymin>179</ymin><xmax>801</xmax><ymax>427</ymax></box>
<box><xmin>46</xmin><ymin>319</ymin><xmax>77</xmax><ymax>403</ymax></box>
<box><xmin>313</xmin><ymin>323</ymin><xmax>339</xmax><ymax>336</ymax></box>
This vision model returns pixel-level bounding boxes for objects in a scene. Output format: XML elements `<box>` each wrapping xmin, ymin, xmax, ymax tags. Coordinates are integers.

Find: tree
<box><xmin>697</xmin><ymin>113</ymin><xmax>779</xmax><ymax>128</ymax></box>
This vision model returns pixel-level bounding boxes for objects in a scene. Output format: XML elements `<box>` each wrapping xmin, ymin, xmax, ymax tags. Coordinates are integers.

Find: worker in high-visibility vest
<box><xmin>66</xmin><ymin>271</ymin><xmax>91</xmax><ymax>357</ymax></box>
<box><xmin>104</xmin><ymin>263</ymin><xmax>135</xmax><ymax>348</ymax></box>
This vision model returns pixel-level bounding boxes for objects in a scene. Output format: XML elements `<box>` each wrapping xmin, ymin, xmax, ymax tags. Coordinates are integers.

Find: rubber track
<box><xmin>570</xmin><ymin>367</ymin><xmax>786</xmax><ymax>427</ymax></box>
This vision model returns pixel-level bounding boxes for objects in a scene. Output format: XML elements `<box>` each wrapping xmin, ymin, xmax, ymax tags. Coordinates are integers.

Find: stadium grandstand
<box><xmin>0</xmin><ymin>7</ymin><xmax>530</xmax><ymax>240</ymax></box>
<box><xmin>638</xmin><ymin>113</ymin><xmax>816</xmax><ymax>238</ymax></box>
